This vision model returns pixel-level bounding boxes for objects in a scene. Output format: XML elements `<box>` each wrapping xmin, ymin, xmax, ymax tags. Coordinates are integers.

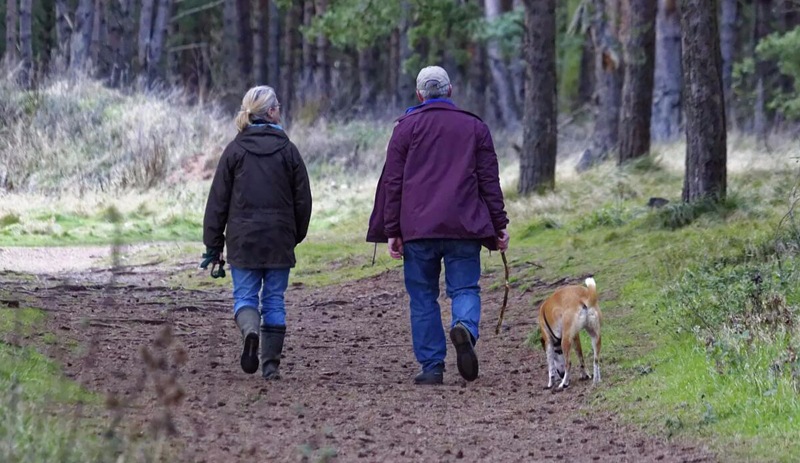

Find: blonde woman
<box><xmin>202</xmin><ymin>86</ymin><xmax>312</xmax><ymax>380</ymax></box>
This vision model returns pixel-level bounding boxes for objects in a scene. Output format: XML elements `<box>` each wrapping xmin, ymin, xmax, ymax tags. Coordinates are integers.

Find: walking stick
<box><xmin>495</xmin><ymin>251</ymin><xmax>510</xmax><ymax>335</ymax></box>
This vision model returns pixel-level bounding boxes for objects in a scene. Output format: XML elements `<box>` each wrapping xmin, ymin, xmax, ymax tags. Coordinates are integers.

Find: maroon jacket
<box><xmin>366</xmin><ymin>102</ymin><xmax>508</xmax><ymax>250</ymax></box>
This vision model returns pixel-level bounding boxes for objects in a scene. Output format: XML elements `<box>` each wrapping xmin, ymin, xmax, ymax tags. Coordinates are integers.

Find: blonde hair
<box><xmin>235</xmin><ymin>86</ymin><xmax>280</xmax><ymax>132</ymax></box>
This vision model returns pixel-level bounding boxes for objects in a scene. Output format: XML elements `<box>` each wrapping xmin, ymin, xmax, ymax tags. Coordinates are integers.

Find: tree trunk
<box><xmin>70</xmin><ymin>0</ymin><xmax>94</xmax><ymax>72</ymax></box>
<box><xmin>41</xmin><ymin>1</ymin><xmax>56</xmax><ymax>73</ymax></box>
<box><xmin>358</xmin><ymin>47</ymin><xmax>377</xmax><ymax>107</ymax></box>
<box><xmin>577</xmin><ymin>0</ymin><xmax>623</xmax><ymax>171</ymax></box>
<box><xmin>485</xmin><ymin>0</ymin><xmax>520</xmax><ymax>126</ymax></box>
<box><xmin>90</xmin><ymin>0</ymin><xmax>103</xmax><ymax>73</ymax></box>
<box><xmin>519</xmin><ymin>0</ymin><xmax>557</xmax><ymax>195</ymax></box>
<box><xmin>281</xmin><ymin>1</ymin><xmax>300</xmax><ymax>123</ymax></box>
<box><xmin>651</xmin><ymin>0</ymin><xmax>682</xmax><ymax>141</ymax></box>
<box><xmin>753</xmin><ymin>0</ymin><xmax>773</xmax><ymax>141</ymax></box>
<box><xmin>719</xmin><ymin>0</ymin><xmax>736</xmax><ymax>129</ymax></box>
<box><xmin>107</xmin><ymin>0</ymin><xmax>133</xmax><ymax>86</ymax></box>
<box><xmin>138</xmin><ymin>0</ymin><xmax>155</xmax><ymax>70</ymax></box>
<box><xmin>389</xmin><ymin>28</ymin><xmax>400</xmax><ymax>107</ymax></box>
<box><xmin>314</xmin><ymin>0</ymin><xmax>331</xmax><ymax>101</ymax></box>
<box><xmin>19</xmin><ymin>0</ymin><xmax>33</xmax><ymax>87</ymax></box>
<box><xmin>222</xmin><ymin>0</ymin><xmax>241</xmax><ymax>96</ymax></box>
<box><xmin>679</xmin><ymin>0</ymin><xmax>727</xmax><ymax>202</ymax></box>
<box><xmin>54</xmin><ymin>0</ymin><xmax>70</xmax><ymax>69</ymax></box>
<box><xmin>618</xmin><ymin>0</ymin><xmax>657</xmax><ymax>164</ymax></box>
<box><xmin>577</xmin><ymin>31</ymin><xmax>595</xmax><ymax>109</ymax></box>
<box><xmin>254</xmin><ymin>0</ymin><xmax>269</xmax><ymax>84</ymax></box>
<box><xmin>398</xmin><ymin>0</ymin><xmax>413</xmax><ymax>105</ymax></box>
<box><xmin>147</xmin><ymin>0</ymin><xmax>172</xmax><ymax>85</ymax></box>
<box><xmin>237</xmin><ymin>0</ymin><xmax>253</xmax><ymax>84</ymax></box>
<box><xmin>301</xmin><ymin>0</ymin><xmax>314</xmax><ymax>99</ymax></box>
<box><xmin>268</xmin><ymin>0</ymin><xmax>281</xmax><ymax>91</ymax></box>
<box><xmin>5</xmin><ymin>0</ymin><xmax>19</xmax><ymax>68</ymax></box>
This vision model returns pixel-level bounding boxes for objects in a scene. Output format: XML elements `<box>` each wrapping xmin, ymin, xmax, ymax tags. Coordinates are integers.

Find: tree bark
<box><xmin>753</xmin><ymin>0</ymin><xmax>773</xmax><ymax>141</ymax></box>
<box><xmin>147</xmin><ymin>0</ymin><xmax>173</xmax><ymax>85</ymax></box>
<box><xmin>358</xmin><ymin>47</ymin><xmax>377</xmax><ymax>107</ymax></box>
<box><xmin>651</xmin><ymin>0</ymin><xmax>682</xmax><ymax>141</ymax></box>
<box><xmin>578</xmin><ymin>31</ymin><xmax>595</xmax><ymax>109</ymax></box>
<box><xmin>719</xmin><ymin>0</ymin><xmax>736</xmax><ymax>129</ymax></box>
<box><xmin>389</xmin><ymin>28</ymin><xmax>400</xmax><ymax>107</ymax></box>
<box><xmin>70</xmin><ymin>0</ymin><xmax>95</xmax><ymax>72</ymax></box>
<box><xmin>138</xmin><ymin>0</ymin><xmax>155</xmax><ymax>70</ymax></box>
<box><xmin>577</xmin><ymin>0</ymin><xmax>624</xmax><ymax>171</ymax></box>
<box><xmin>618</xmin><ymin>0</ymin><xmax>657</xmax><ymax>163</ymax></box>
<box><xmin>679</xmin><ymin>0</ymin><xmax>727</xmax><ymax>202</ymax></box>
<box><xmin>107</xmin><ymin>0</ymin><xmax>134</xmax><ymax>86</ymax></box>
<box><xmin>223</xmin><ymin>0</ymin><xmax>241</xmax><ymax>94</ymax></box>
<box><xmin>254</xmin><ymin>0</ymin><xmax>269</xmax><ymax>84</ymax></box>
<box><xmin>485</xmin><ymin>0</ymin><xmax>520</xmax><ymax>126</ymax></box>
<box><xmin>5</xmin><ymin>0</ymin><xmax>19</xmax><ymax>68</ymax></box>
<box><xmin>281</xmin><ymin>1</ymin><xmax>300</xmax><ymax>122</ymax></box>
<box><xmin>237</xmin><ymin>0</ymin><xmax>253</xmax><ymax>84</ymax></box>
<box><xmin>19</xmin><ymin>0</ymin><xmax>33</xmax><ymax>87</ymax></box>
<box><xmin>301</xmin><ymin>0</ymin><xmax>314</xmax><ymax>99</ymax></box>
<box><xmin>398</xmin><ymin>0</ymin><xmax>413</xmax><ymax>105</ymax></box>
<box><xmin>54</xmin><ymin>0</ymin><xmax>71</xmax><ymax>69</ymax></box>
<box><xmin>519</xmin><ymin>0</ymin><xmax>558</xmax><ymax>195</ymax></box>
<box><xmin>314</xmin><ymin>0</ymin><xmax>331</xmax><ymax>101</ymax></box>
<box><xmin>267</xmin><ymin>1</ymin><xmax>281</xmax><ymax>91</ymax></box>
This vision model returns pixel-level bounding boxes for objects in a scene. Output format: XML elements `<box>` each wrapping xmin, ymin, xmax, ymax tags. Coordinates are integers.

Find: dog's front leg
<box><xmin>545</xmin><ymin>343</ymin><xmax>556</xmax><ymax>389</ymax></box>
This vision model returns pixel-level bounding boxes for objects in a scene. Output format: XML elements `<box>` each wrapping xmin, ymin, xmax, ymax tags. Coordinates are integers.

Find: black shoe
<box><xmin>241</xmin><ymin>332</ymin><xmax>260</xmax><ymax>374</ymax></box>
<box><xmin>450</xmin><ymin>324</ymin><xmax>478</xmax><ymax>381</ymax></box>
<box><xmin>235</xmin><ymin>308</ymin><xmax>261</xmax><ymax>374</ymax></box>
<box><xmin>414</xmin><ymin>368</ymin><xmax>444</xmax><ymax>385</ymax></box>
<box><xmin>261</xmin><ymin>325</ymin><xmax>286</xmax><ymax>380</ymax></box>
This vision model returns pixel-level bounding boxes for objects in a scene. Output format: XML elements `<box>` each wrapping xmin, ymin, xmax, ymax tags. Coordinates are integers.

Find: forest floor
<box><xmin>0</xmin><ymin>245</ymin><xmax>715</xmax><ymax>462</ymax></box>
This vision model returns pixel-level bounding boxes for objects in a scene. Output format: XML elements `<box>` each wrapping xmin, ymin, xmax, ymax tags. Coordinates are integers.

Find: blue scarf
<box><xmin>404</xmin><ymin>98</ymin><xmax>455</xmax><ymax>114</ymax></box>
<box><xmin>251</xmin><ymin>122</ymin><xmax>284</xmax><ymax>131</ymax></box>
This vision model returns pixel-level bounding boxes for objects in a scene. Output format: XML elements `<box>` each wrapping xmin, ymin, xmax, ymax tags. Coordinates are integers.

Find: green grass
<box><xmin>3</xmin><ymin>133</ymin><xmax>800</xmax><ymax>461</ymax></box>
<box><xmin>0</xmin><ymin>302</ymin><xmax>167</xmax><ymax>462</ymax></box>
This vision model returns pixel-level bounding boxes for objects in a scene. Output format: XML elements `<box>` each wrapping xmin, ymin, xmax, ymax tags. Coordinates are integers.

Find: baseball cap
<box><xmin>416</xmin><ymin>66</ymin><xmax>451</xmax><ymax>92</ymax></box>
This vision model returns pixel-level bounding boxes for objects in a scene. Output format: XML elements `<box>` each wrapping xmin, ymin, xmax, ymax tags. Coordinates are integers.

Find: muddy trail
<box><xmin>0</xmin><ymin>257</ymin><xmax>715</xmax><ymax>462</ymax></box>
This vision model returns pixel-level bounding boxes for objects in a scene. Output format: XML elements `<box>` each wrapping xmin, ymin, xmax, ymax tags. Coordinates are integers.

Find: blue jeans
<box><xmin>231</xmin><ymin>266</ymin><xmax>291</xmax><ymax>326</ymax></box>
<box><xmin>403</xmin><ymin>239</ymin><xmax>482</xmax><ymax>372</ymax></box>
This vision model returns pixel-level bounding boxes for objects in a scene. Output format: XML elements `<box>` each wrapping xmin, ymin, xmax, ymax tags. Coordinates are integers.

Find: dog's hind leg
<box><xmin>557</xmin><ymin>337</ymin><xmax>572</xmax><ymax>390</ymax></box>
<box><xmin>573</xmin><ymin>335</ymin><xmax>590</xmax><ymax>381</ymax></box>
<box><xmin>545</xmin><ymin>343</ymin><xmax>556</xmax><ymax>389</ymax></box>
<box><xmin>589</xmin><ymin>330</ymin><xmax>601</xmax><ymax>384</ymax></box>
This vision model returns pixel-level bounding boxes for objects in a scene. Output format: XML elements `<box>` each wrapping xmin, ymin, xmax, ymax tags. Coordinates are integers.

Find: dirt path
<box><xmin>0</xmin><ymin>250</ymin><xmax>715</xmax><ymax>462</ymax></box>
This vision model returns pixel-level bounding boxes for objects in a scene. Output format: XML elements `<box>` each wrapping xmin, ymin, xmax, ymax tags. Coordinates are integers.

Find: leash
<box><xmin>494</xmin><ymin>251</ymin><xmax>511</xmax><ymax>335</ymax></box>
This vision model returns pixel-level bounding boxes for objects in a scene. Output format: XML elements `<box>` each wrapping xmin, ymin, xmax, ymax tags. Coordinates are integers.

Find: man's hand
<box><xmin>497</xmin><ymin>229</ymin><xmax>510</xmax><ymax>252</ymax></box>
<box><xmin>388</xmin><ymin>237</ymin><xmax>404</xmax><ymax>259</ymax></box>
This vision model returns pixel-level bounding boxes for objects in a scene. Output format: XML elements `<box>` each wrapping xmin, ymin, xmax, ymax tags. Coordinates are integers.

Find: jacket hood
<box><xmin>235</xmin><ymin>125</ymin><xmax>290</xmax><ymax>155</ymax></box>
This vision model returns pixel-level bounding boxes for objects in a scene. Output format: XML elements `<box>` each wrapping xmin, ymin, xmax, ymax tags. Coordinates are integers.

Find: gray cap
<box><xmin>416</xmin><ymin>66</ymin><xmax>451</xmax><ymax>92</ymax></box>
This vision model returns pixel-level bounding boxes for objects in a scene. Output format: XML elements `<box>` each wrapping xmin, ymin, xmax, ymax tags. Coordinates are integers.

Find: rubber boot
<box><xmin>235</xmin><ymin>307</ymin><xmax>261</xmax><ymax>374</ymax></box>
<box><xmin>261</xmin><ymin>325</ymin><xmax>286</xmax><ymax>380</ymax></box>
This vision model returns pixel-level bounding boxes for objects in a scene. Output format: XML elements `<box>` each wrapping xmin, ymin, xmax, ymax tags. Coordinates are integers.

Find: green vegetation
<box><xmin>3</xmin><ymin>74</ymin><xmax>800</xmax><ymax>460</ymax></box>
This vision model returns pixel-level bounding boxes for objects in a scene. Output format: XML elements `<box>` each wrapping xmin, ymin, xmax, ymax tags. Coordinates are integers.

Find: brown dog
<box><xmin>538</xmin><ymin>277</ymin><xmax>601</xmax><ymax>390</ymax></box>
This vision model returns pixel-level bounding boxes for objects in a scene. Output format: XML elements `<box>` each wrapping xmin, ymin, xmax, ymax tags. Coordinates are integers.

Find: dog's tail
<box><xmin>585</xmin><ymin>277</ymin><xmax>598</xmax><ymax>308</ymax></box>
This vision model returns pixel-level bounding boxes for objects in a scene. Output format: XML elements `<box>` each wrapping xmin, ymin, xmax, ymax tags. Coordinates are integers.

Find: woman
<box><xmin>202</xmin><ymin>86</ymin><xmax>312</xmax><ymax>380</ymax></box>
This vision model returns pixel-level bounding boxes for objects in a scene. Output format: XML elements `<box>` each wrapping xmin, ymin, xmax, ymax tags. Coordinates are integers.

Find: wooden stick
<box><xmin>495</xmin><ymin>251</ymin><xmax>511</xmax><ymax>335</ymax></box>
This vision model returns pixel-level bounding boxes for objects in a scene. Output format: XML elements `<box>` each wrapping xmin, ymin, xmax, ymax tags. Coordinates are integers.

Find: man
<box><xmin>367</xmin><ymin>66</ymin><xmax>510</xmax><ymax>385</ymax></box>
